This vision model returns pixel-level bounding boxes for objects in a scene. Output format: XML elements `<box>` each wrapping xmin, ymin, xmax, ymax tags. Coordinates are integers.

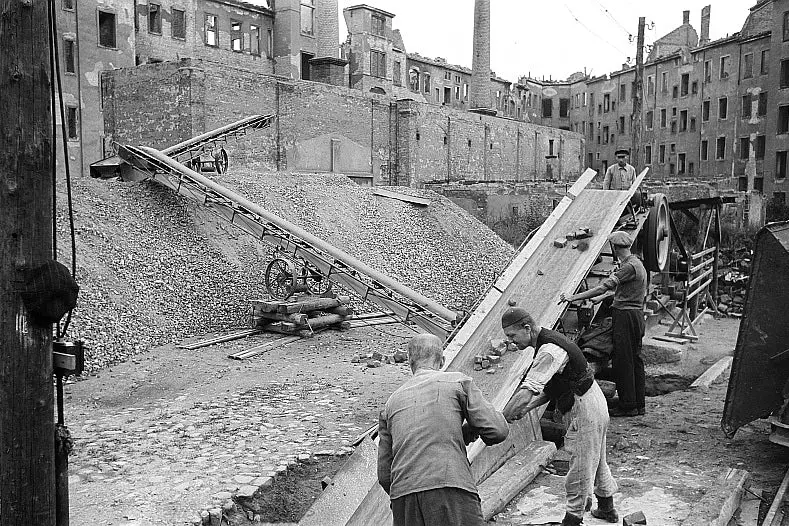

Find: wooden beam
<box><xmin>177</xmin><ymin>328</ymin><xmax>261</xmax><ymax>350</ymax></box>
<box><xmin>372</xmin><ymin>188</ymin><xmax>430</xmax><ymax>207</ymax></box>
<box><xmin>764</xmin><ymin>466</ymin><xmax>789</xmax><ymax>526</ymax></box>
<box><xmin>680</xmin><ymin>468</ymin><xmax>750</xmax><ymax>526</ymax></box>
<box><xmin>690</xmin><ymin>356</ymin><xmax>733</xmax><ymax>389</ymax></box>
<box><xmin>681</xmin><ymin>208</ymin><xmax>700</xmax><ymax>224</ymax></box>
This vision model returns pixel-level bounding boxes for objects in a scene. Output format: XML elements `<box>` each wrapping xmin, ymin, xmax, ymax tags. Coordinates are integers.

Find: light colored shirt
<box><xmin>377</xmin><ymin>369</ymin><xmax>509</xmax><ymax>500</ymax></box>
<box><xmin>603</xmin><ymin>162</ymin><xmax>636</xmax><ymax>190</ymax></box>
<box><xmin>602</xmin><ymin>254</ymin><xmax>648</xmax><ymax>310</ymax></box>
<box><xmin>522</xmin><ymin>343</ymin><xmax>570</xmax><ymax>394</ymax></box>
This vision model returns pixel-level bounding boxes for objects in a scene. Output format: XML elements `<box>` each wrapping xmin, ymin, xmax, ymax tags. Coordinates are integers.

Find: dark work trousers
<box><xmin>391</xmin><ymin>487</ymin><xmax>485</xmax><ymax>526</ymax></box>
<box><xmin>611</xmin><ymin>308</ymin><xmax>645</xmax><ymax>411</ymax></box>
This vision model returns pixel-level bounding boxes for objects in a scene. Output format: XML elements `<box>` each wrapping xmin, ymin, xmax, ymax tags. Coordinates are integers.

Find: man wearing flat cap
<box><xmin>603</xmin><ymin>148</ymin><xmax>636</xmax><ymax>190</ymax></box>
<box><xmin>500</xmin><ymin>307</ymin><xmax>618</xmax><ymax>525</ymax></box>
<box><xmin>560</xmin><ymin>231</ymin><xmax>647</xmax><ymax>418</ymax></box>
<box><xmin>377</xmin><ymin>334</ymin><xmax>509</xmax><ymax>526</ymax></box>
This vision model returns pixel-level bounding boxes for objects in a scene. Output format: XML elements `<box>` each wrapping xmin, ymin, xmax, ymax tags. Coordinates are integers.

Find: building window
<box><xmin>670</xmin><ymin>143</ymin><xmax>676</xmax><ymax>154</ymax></box>
<box><xmin>742</xmin><ymin>94</ymin><xmax>751</xmax><ymax>118</ymax></box>
<box><xmin>645</xmin><ymin>145</ymin><xmax>652</xmax><ymax>165</ymax></box>
<box><xmin>701</xmin><ymin>140</ymin><xmax>708</xmax><ymax>161</ymax></box>
<box><xmin>250</xmin><ymin>24</ymin><xmax>260</xmax><ymax>55</ymax></box>
<box><xmin>716</xmin><ymin>137</ymin><xmax>726</xmax><ymax>159</ymax></box>
<box><xmin>370</xmin><ymin>50</ymin><xmax>385</xmax><ymax>78</ymax></box>
<box><xmin>740</xmin><ymin>137</ymin><xmax>750</xmax><ymax>159</ymax></box>
<box><xmin>646</xmin><ymin>76</ymin><xmax>654</xmax><ymax>96</ymax></box>
<box><xmin>689</xmin><ymin>162</ymin><xmax>695</xmax><ymax>175</ymax></box>
<box><xmin>756</xmin><ymin>135</ymin><xmax>766</xmax><ymax>159</ymax></box>
<box><xmin>660</xmin><ymin>108</ymin><xmax>667</xmax><ymax>127</ymax></box>
<box><xmin>300</xmin><ymin>51</ymin><xmax>313</xmax><ymax>80</ymax></box>
<box><xmin>646</xmin><ymin>110</ymin><xmax>654</xmax><ymax>130</ymax></box>
<box><xmin>204</xmin><ymin>14</ymin><xmax>217</xmax><ymax>46</ymax></box>
<box><xmin>718</xmin><ymin>97</ymin><xmax>728</xmax><ymax>119</ymax></box>
<box><xmin>98</xmin><ymin>10</ymin><xmax>116</xmax><ymax>48</ymax></box>
<box><xmin>147</xmin><ymin>3</ymin><xmax>162</xmax><ymax>34</ymax></box>
<box><xmin>743</xmin><ymin>53</ymin><xmax>754</xmax><ymax>79</ymax></box>
<box><xmin>690</xmin><ymin>117</ymin><xmax>696</xmax><ymax>131</ymax></box>
<box><xmin>300</xmin><ymin>0</ymin><xmax>314</xmax><ymax>35</ymax></box>
<box><xmin>778</xmin><ymin>151</ymin><xmax>788</xmax><ymax>180</ymax></box>
<box><xmin>784</xmin><ymin>11</ymin><xmax>789</xmax><ymax>41</ymax></box>
<box><xmin>758</xmin><ymin>92</ymin><xmax>768</xmax><ymax>116</ymax></box>
<box><xmin>559</xmin><ymin>98</ymin><xmax>569</xmax><ymax>118</ymax></box>
<box><xmin>423</xmin><ymin>74</ymin><xmax>430</xmax><ymax>93</ymax></box>
<box><xmin>463</xmin><ymin>83</ymin><xmax>468</xmax><ymax>100</ymax></box>
<box><xmin>393</xmin><ymin>61</ymin><xmax>401</xmax><ymax>86</ymax></box>
<box><xmin>692</xmin><ymin>80</ymin><xmax>698</xmax><ymax>94</ymax></box>
<box><xmin>455</xmin><ymin>75</ymin><xmax>461</xmax><ymax>84</ymax></box>
<box><xmin>603</xmin><ymin>93</ymin><xmax>610</xmax><ymax>112</ymax></box>
<box><xmin>755</xmin><ymin>177</ymin><xmax>764</xmax><ymax>192</ymax></box>
<box><xmin>739</xmin><ymin>177</ymin><xmax>748</xmax><ymax>192</ymax></box>
<box><xmin>444</xmin><ymin>71</ymin><xmax>451</xmax><ymax>80</ymax></box>
<box><xmin>762</xmin><ymin>50</ymin><xmax>770</xmax><ymax>75</ymax></box>
<box><xmin>63</xmin><ymin>38</ymin><xmax>75</xmax><ymax>74</ymax></box>
<box><xmin>782</xmin><ymin>59</ymin><xmax>789</xmax><ymax>89</ymax></box>
<box><xmin>659</xmin><ymin>144</ymin><xmax>666</xmax><ymax>163</ymax></box>
<box><xmin>63</xmin><ymin>0</ymin><xmax>74</xmax><ymax>10</ymax></box>
<box><xmin>661</xmin><ymin>71</ymin><xmax>668</xmax><ymax>92</ymax></box>
<box><xmin>231</xmin><ymin>20</ymin><xmax>242</xmax><ymax>52</ymax></box>
<box><xmin>702</xmin><ymin>100</ymin><xmax>710</xmax><ymax>121</ymax></box>
<box><xmin>172</xmin><ymin>9</ymin><xmax>186</xmax><ymax>39</ymax></box>
<box><xmin>542</xmin><ymin>98</ymin><xmax>553</xmax><ymax>118</ymax></box>
<box><xmin>371</xmin><ymin>13</ymin><xmax>385</xmax><ymax>36</ymax></box>
<box><xmin>720</xmin><ymin>56</ymin><xmax>730</xmax><ymax>79</ymax></box>
<box><xmin>679</xmin><ymin>110</ymin><xmax>688</xmax><ymax>132</ymax></box>
<box><xmin>704</xmin><ymin>60</ymin><xmax>711</xmax><ymax>82</ymax></box>
<box><xmin>779</xmin><ymin>105</ymin><xmax>789</xmax><ymax>134</ymax></box>
<box><xmin>678</xmin><ymin>153</ymin><xmax>686</xmax><ymax>175</ymax></box>
<box><xmin>602</xmin><ymin>126</ymin><xmax>610</xmax><ymax>144</ymax></box>
<box><xmin>267</xmin><ymin>29</ymin><xmax>273</xmax><ymax>58</ymax></box>
<box><xmin>619</xmin><ymin>115</ymin><xmax>625</xmax><ymax>134</ymax></box>
<box><xmin>619</xmin><ymin>84</ymin><xmax>626</xmax><ymax>101</ymax></box>
<box><xmin>680</xmin><ymin>74</ymin><xmax>689</xmax><ymax>96</ymax></box>
<box><xmin>454</xmin><ymin>85</ymin><xmax>460</xmax><ymax>100</ymax></box>
<box><xmin>66</xmin><ymin>106</ymin><xmax>79</xmax><ymax>140</ymax></box>
<box><xmin>672</xmin><ymin>85</ymin><xmax>678</xmax><ymax>98</ymax></box>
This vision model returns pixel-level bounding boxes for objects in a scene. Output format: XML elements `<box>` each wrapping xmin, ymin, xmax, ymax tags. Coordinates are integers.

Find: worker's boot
<box><xmin>590</xmin><ymin>495</ymin><xmax>619</xmax><ymax>523</ymax></box>
<box><xmin>561</xmin><ymin>512</ymin><xmax>584</xmax><ymax>526</ymax></box>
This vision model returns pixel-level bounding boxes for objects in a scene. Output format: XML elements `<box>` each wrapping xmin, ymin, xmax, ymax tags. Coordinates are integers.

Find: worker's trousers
<box><xmin>611</xmin><ymin>307</ymin><xmax>646</xmax><ymax>411</ymax></box>
<box><xmin>391</xmin><ymin>487</ymin><xmax>484</xmax><ymax>526</ymax></box>
<box><xmin>562</xmin><ymin>381</ymin><xmax>618</xmax><ymax>516</ymax></box>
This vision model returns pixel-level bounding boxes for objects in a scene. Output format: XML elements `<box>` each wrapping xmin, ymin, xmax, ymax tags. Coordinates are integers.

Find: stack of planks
<box><xmin>251</xmin><ymin>295</ymin><xmax>353</xmax><ymax>337</ymax></box>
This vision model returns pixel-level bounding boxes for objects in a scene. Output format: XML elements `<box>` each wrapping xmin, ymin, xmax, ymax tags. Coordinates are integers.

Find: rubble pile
<box><xmin>716</xmin><ymin>247</ymin><xmax>751</xmax><ymax>316</ymax></box>
<box><xmin>59</xmin><ymin>168</ymin><xmax>512</xmax><ymax>372</ymax></box>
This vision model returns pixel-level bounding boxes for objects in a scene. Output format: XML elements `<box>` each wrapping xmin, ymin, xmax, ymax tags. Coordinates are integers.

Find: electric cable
<box><xmin>48</xmin><ymin>0</ymin><xmax>79</xmax><ymax>338</ymax></box>
<box><xmin>593</xmin><ymin>0</ymin><xmax>631</xmax><ymax>39</ymax></box>
<box><xmin>563</xmin><ymin>4</ymin><xmax>629</xmax><ymax>57</ymax></box>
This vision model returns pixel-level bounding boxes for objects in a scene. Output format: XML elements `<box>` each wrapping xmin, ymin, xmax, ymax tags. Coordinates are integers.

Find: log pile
<box><xmin>716</xmin><ymin>247</ymin><xmax>751</xmax><ymax>317</ymax></box>
<box><xmin>251</xmin><ymin>295</ymin><xmax>353</xmax><ymax>337</ymax></box>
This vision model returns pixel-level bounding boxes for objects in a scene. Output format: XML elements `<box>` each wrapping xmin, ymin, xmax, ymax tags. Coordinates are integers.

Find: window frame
<box><xmin>370</xmin><ymin>49</ymin><xmax>386</xmax><ymax>78</ymax></box>
<box><xmin>171</xmin><ymin>8</ymin><xmax>186</xmax><ymax>40</ymax></box>
<box><xmin>719</xmin><ymin>55</ymin><xmax>731</xmax><ymax>79</ymax></box>
<box><xmin>300</xmin><ymin>0</ymin><xmax>315</xmax><ymax>36</ymax></box>
<box><xmin>97</xmin><ymin>9</ymin><xmax>117</xmax><ymax>49</ymax></box>
<box><xmin>249</xmin><ymin>24</ymin><xmax>261</xmax><ymax>55</ymax></box>
<box><xmin>148</xmin><ymin>2</ymin><xmax>162</xmax><ymax>35</ymax></box>
<box><xmin>718</xmin><ymin>96</ymin><xmax>728</xmax><ymax>120</ymax></box>
<box><xmin>204</xmin><ymin>13</ymin><xmax>218</xmax><ymax>47</ymax></box>
<box><xmin>230</xmin><ymin>19</ymin><xmax>243</xmax><ymax>52</ymax></box>
<box><xmin>743</xmin><ymin>52</ymin><xmax>754</xmax><ymax>79</ymax></box>
<box><xmin>63</xmin><ymin>37</ymin><xmax>76</xmax><ymax>74</ymax></box>
<box><xmin>66</xmin><ymin>105</ymin><xmax>79</xmax><ymax>141</ymax></box>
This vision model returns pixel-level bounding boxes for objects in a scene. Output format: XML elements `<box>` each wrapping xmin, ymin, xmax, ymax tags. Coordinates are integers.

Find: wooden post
<box><xmin>631</xmin><ymin>17</ymin><xmax>645</xmax><ymax>171</ymax></box>
<box><xmin>0</xmin><ymin>0</ymin><xmax>57</xmax><ymax>523</ymax></box>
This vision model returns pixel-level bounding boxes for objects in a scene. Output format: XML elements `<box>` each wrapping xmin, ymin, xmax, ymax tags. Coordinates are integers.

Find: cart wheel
<box><xmin>265</xmin><ymin>258</ymin><xmax>296</xmax><ymax>299</ymax></box>
<box><xmin>214</xmin><ymin>148</ymin><xmax>229</xmax><ymax>174</ymax></box>
<box><xmin>304</xmin><ymin>267</ymin><xmax>333</xmax><ymax>296</ymax></box>
<box><xmin>643</xmin><ymin>193</ymin><xmax>671</xmax><ymax>272</ymax></box>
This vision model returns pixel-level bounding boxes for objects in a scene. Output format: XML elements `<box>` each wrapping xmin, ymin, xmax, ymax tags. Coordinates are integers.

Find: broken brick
<box><xmin>366</xmin><ymin>359</ymin><xmax>382</xmax><ymax>368</ymax></box>
<box><xmin>487</xmin><ymin>355</ymin><xmax>501</xmax><ymax>365</ymax></box>
<box><xmin>481</xmin><ymin>359</ymin><xmax>490</xmax><ymax>369</ymax></box>
<box><xmin>393</xmin><ymin>350</ymin><xmax>409</xmax><ymax>363</ymax></box>
<box><xmin>623</xmin><ymin>511</ymin><xmax>647</xmax><ymax>525</ymax></box>
<box><xmin>553</xmin><ymin>238</ymin><xmax>567</xmax><ymax>248</ymax></box>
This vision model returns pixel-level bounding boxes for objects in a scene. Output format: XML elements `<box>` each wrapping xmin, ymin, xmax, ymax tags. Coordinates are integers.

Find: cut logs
<box><xmin>252</xmin><ymin>296</ymin><xmax>353</xmax><ymax>337</ymax></box>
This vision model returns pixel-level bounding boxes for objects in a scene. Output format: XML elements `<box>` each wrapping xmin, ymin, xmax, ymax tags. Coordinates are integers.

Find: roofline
<box><xmin>210</xmin><ymin>0</ymin><xmax>273</xmax><ymax>16</ymax></box>
<box><xmin>344</xmin><ymin>4</ymin><xmax>396</xmax><ymax>18</ymax></box>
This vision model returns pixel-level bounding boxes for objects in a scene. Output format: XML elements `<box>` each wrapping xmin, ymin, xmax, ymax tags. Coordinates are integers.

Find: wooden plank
<box><xmin>228</xmin><ymin>336</ymin><xmax>301</xmax><ymax>360</ymax></box>
<box><xmin>347</xmin><ymin>318</ymin><xmax>400</xmax><ymax>329</ymax></box>
<box><xmin>680</xmin><ymin>468</ymin><xmax>750</xmax><ymax>526</ymax></box>
<box><xmin>478</xmin><ymin>441</ymin><xmax>557</xmax><ymax>520</ymax></box>
<box><xmin>765</xmin><ymin>466</ymin><xmax>789</xmax><ymax>526</ymax></box>
<box><xmin>470</xmin><ymin>412</ymin><xmax>543</xmax><ymax>484</ymax></box>
<box><xmin>177</xmin><ymin>328</ymin><xmax>260</xmax><ymax>350</ymax></box>
<box><xmin>276</xmin><ymin>297</ymin><xmax>344</xmax><ymax>314</ymax></box>
<box><xmin>372</xmin><ymin>188</ymin><xmax>431</xmax><ymax>207</ymax></box>
<box><xmin>691</xmin><ymin>356</ymin><xmax>733</xmax><ymax>388</ymax></box>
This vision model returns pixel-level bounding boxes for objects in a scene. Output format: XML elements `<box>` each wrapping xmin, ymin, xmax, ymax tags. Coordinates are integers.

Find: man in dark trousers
<box><xmin>377</xmin><ymin>333</ymin><xmax>509</xmax><ymax>526</ymax></box>
<box><xmin>501</xmin><ymin>307</ymin><xmax>619</xmax><ymax>526</ymax></box>
<box><xmin>560</xmin><ymin>231</ymin><xmax>648</xmax><ymax>417</ymax></box>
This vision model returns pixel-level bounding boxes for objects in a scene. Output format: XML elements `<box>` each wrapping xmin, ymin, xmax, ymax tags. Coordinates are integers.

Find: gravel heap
<box><xmin>58</xmin><ymin>166</ymin><xmax>513</xmax><ymax>372</ymax></box>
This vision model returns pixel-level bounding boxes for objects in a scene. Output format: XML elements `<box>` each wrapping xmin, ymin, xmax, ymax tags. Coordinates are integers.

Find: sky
<box><xmin>330</xmin><ymin>0</ymin><xmax>753</xmax><ymax>83</ymax></box>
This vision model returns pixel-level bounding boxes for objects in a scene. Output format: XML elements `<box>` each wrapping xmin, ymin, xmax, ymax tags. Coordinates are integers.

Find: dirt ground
<box><xmin>64</xmin><ymin>314</ymin><xmax>789</xmax><ymax>525</ymax></box>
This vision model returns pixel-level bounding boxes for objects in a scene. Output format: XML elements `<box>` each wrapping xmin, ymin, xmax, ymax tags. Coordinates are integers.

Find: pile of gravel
<box><xmin>58</xmin><ymin>166</ymin><xmax>513</xmax><ymax>372</ymax></box>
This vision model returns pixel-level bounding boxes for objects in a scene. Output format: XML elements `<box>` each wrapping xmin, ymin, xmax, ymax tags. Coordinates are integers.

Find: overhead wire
<box><xmin>593</xmin><ymin>0</ymin><xmax>632</xmax><ymax>39</ymax></box>
<box><xmin>563</xmin><ymin>4</ymin><xmax>630</xmax><ymax>57</ymax></box>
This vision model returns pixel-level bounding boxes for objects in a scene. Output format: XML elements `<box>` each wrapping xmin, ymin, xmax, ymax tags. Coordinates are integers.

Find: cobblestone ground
<box><xmin>66</xmin><ymin>326</ymin><xmax>412</xmax><ymax>525</ymax></box>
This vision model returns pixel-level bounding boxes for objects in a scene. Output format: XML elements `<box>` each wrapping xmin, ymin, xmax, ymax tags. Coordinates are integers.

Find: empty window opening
<box><xmin>148</xmin><ymin>3</ymin><xmax>161</xmax><ymax>34</ymax></box>
<box><xmin>98</xmin><ymin>11</ymin><xmax>116</xmax><ymax>48</ymax></box>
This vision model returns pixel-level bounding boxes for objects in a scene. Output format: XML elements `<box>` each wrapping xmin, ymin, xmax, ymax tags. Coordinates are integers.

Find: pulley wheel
<box><xmin>643</xmin><ymin>193</ymin><xmax>671</xmax><ymax>272</ymax></box>
<box><xmin>303</xmin><ymin>266</ymin><xmax>332</xmax><ymax>296</ymax></box>
<box><xmin>265</xmin><ymin>258</ymin><xmax>296</xmax><ymax>299</ymax></box>
<box><xmin>214</xmin><ymin>148</ymin><xmax>229</xmax><ymax>174</ymax></box>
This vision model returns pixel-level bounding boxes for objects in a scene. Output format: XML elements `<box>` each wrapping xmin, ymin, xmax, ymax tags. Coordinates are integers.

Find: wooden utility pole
<box><xmin>0</xmin><ymin>0</ymin><xmax>57</xmax><ymax>524</ymax></box>
<box><xmin>631</xmin><ymin>16</ymin><xmax>646</xmax><ymax>171</ymax></box>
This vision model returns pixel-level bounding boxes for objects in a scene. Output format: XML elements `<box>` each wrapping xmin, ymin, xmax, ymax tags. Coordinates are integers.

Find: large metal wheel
<box><xmin>265</xmin><ymin>258</ymin><xmax>296</xmax><ymax>299</ymax></box>
<box><xmin>304</xmin><ymin>266</ymin><xmax>332</xmax><ymax>296</ymax></box>
<box><xmin>214</xmin><ymin>148</ymin><xmax>229</xmax><ymax>174</ymax></box>
<box><xmin>643</xmin><ymin>193</ymin><xmax>671</xmax><ymax>272</ymax></box>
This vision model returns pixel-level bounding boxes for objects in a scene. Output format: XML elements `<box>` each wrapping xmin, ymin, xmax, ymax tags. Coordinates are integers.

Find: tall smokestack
<box><xmin>700</xmin><ymin>5</ymin><xmax>711</xmax><ymax>45</ymax></box>
<box><xmin>682</xmin><ymin>10</ymin><xmax>690</xmax><ymax>25</ymax></box>
<box><xmin>470</xmin><ymin>0</ymin><xmax>492</xmax><ymax>112</ymax></box>
<box><xmin>315</xmin><ymin>0</ymin><xmax>339</xmax><ymax>59</ymax></box>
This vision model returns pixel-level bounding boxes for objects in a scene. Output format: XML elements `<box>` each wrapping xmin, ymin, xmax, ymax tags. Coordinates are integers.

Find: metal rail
<box><xmin>115</xmin><ymin>144</ymin><xmax>458</xmax><ymax>339</ymax></box>
<box><xmin>161</xmin><ymin>114</ymin><xmax>274</xmax><ymax>164</ymax></box>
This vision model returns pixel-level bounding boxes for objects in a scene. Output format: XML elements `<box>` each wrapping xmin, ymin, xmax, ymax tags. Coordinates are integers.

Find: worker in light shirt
<box><xmin>603</xmin><ymin>148</ymin><xmax>636</xmax><ymax>190</ymax></box>
<box><xmin>501</xmin><ymin>307</ymin><xmax>618</xmax><ymax>526</ymax></box>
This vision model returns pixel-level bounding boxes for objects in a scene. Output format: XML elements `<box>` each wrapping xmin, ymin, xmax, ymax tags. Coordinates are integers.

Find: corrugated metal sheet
<box><xmin>722</xmin><ymin>221</ymin><xmax>789</xmax><ymax>438</ymax></box>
